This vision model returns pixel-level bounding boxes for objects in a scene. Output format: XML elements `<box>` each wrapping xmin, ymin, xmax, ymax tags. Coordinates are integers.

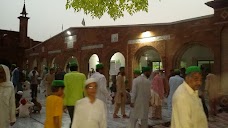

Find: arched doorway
<box><xmin>64</xmin><ymin>56</ymin><xmax>78</xmax><ymax>73</ymax></box>
<box><xmin>176</xmin><ymin>44</ymin><xmax>214</xmax><ymax>68</ymax></box>
<box><xmin>135</xmin><ymin>47</ymin><xmax>162</xmax><ymax>72</ymax></box>
<box><xmin>88</xmin><ymin>54</ymin><xmax>100</xmax><ymax>77</ymax></box>
<box><xmin>109</xmin><ymin>52</ymin><xmax>125</xmax><ymax>76</ymax></box>
<box><xmin>109</xmin><ymin>52</ymin><xmax>126</xmax><ymax>90</ymax></box>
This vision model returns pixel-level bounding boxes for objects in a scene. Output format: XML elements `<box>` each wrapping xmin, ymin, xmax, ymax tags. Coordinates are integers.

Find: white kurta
<box><xmin>0</xmin><ymin>65</ymin><xmax>16</xmax><ymax>128</ymax></box>
<box><xmin>131</xmin><ymin>74</ymin><xmax>151</xmax><ymax>119</ymax></box>
<box><xmin>167</xmin><ymin>75</ymin><xmax>184</xmax><ymax>118</ymax></box>
<box><xmin>17</xmin><ymin>102</ymin><xmax>34</xmax><ymax>118</ymax></box>
<box><xmin>171</xmin><ymin>82</ymin><xmax>208</xmax><ymax>128</ymax></box>
<box><xmin>90</xmin><ymin>72</ymin><xmax>110</xmax><ymax>104</ymax></box>
<box><xmin>71</xmin><ymin>97</ymin><xmax>107</xmax><ymax>128</ymax></box>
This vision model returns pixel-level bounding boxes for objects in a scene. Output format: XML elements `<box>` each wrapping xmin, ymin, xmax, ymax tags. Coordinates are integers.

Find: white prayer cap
<box><xmin>84</xmin><ymin>78</ymin><xmax>97</xmax><ymax>88</ymax></box>
<box><xmin>17</xmin><ymin>91</ymin><xmax>23</xmax><ymax>95</ymax></box>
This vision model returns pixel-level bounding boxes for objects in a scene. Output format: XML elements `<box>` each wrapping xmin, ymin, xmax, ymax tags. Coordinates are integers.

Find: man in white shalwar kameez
<box><xmin>164</xmin><ymin>69</ymin><xmax>184</xmax><ymax>126</ymax></box>
<box><xmin>90</xmin><ymin>64</ymin><xmax>111</xmax><ymax>104</ymax></box>
<box><xmin>129</xmin><ymin>67</ymin><xmax>151</xmax><ymax>128</ymax></box>
<box><xmin>71</xmin><ymin>78</ymin><xmax>107</xmax><ymax>128</ymax></box>
<box><xmin>0</xmin><ymin>65</ymin><xmax>16</xmax><ymax>128</ymax></box>
<box><xmin>171</xmin><ymin>66</ymin><xmax>208</xmax><ymax>128</ymax></box>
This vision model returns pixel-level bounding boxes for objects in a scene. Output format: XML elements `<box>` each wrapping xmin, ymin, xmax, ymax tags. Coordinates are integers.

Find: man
<box><xmin>55</xmin><ymin>67</ymin><xmax>66</xmax><ymax>80</ymax></box>
<box><xmin>151</xmin><ymin>70</ymin><xmax>164</xmax><ymax>120</ymax></box>
<box><xmin>180</xmin><ymin>67</ymin><xmax>186</xmax><ymax>79</ymax></box>
<box><xmin>71</xmin><ymin>78</ymin><xmax>107</xmax><ymax>128</ymax></box>
<box><xmin>113</xmin><ymin>67</ymin><xmax>128</xmax><ymax>118</ymax></box>
<box><xmin>64</xmin><ymin>62</ymin><xmax>86</xmax><ymax>127</ymax></box>
<box><xmin>163</xmin><ymin>69</ymin><xmax>184</xmax><ymax>127</ymax></box>
<box><xmin>129</xmin><ymin>67</ymin><xmax>151</xmax><ymax>128</ymax></box>
<box><xmin>44</xmin><ymin>68</ymin><xmax>55</xmax><ymax>96</ymax></box>
<box><xmin>90</xmin><ymin>63</ymin><xmax>111</xmax><ymax>104</ymax></box>
<box><xmin>205</xmin><ymin>68</ymin><xmax>219</xmax><ymax>119</ymax></box>
<box><xmin>11</xmin><ymin>64</ymin><xmax>21</xmax><ymax>91</ymax></box>
<box><xmin>133</xmin><ymin>69</ymin><xmax>141</xmax><ymax>78</ymax></box>
<box><xmin>28</xmin><ymin>67</ymin><xmax>39</xmax><ymax>78</ymax></box>
<box><xmin>171</xmin><ymin>66</ymin><xmax>208</xmax><ymax>128</ymax></box>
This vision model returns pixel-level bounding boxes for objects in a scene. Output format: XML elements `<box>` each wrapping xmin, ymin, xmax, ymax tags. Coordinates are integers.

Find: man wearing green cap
<box><xmin>133</xmin><ymin>69</ymin><xmax>141</xmax><ymax>78</ymax></box>
<box><xmin>90</xmin><ymin>63</ymin><xmax>111</xmax><ymax>105</ymax></box>
<box><xmin>163</xmin><ymin>69</ymin><xmax>184</xmax><ymax>127</ymax></box>
<box><xmin>45</xmin><ymin>80</ymin><xmax>65</xmax><ymax>128</ymax></box>
<box><xmin>171</xmin><ymin>66</ymin><xmax>208</xmax><ymax>128</ymax></box>
<box><xmin>129</xmin><ymin>67</ymin><xmax>151</xmax><ymax>128</ymax></box>
<box><xmin>63</xmin><ymin>62</ymin><xmax>86</xmax><ymax>127</ymax></box>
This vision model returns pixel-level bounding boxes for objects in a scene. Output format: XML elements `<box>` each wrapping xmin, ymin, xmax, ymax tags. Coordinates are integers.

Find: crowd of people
<box><xmin>0</xmin><ymin>62</ymin><xmax>222</xmax><ymax>128</ymax></box>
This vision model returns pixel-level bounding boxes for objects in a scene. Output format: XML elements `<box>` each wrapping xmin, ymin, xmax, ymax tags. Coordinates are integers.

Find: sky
<box><xmin>0</xmin><ymin>0</ymin><xmax>214</xmax><ymax>41</ymax></box>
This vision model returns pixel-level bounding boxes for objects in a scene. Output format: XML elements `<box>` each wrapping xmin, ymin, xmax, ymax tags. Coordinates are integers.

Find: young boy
<box><xmin>44</xmin><ymin>80</ymin><xmax>65</xmax><ymax>128</ymax></box>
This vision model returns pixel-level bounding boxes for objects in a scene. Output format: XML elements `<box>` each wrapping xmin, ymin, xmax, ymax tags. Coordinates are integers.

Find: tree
<box><xmin>66</xmin><ymin>0</ymin><xmax>148</xmax><ymax>20</ymax></box>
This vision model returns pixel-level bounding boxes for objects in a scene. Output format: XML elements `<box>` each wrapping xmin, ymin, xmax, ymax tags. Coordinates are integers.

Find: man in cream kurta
<box><xmin>129</xmin><ymin>67</ymin><xmax>151</xmax><ymax>128</ymax></box>
<box><xmin>90</xmin><ymin>64</ymin><xmax>111</xmax><ymax>104</ymax></box>
<box><xmin>171</xmin><ymin>66</ymin><xmax>208</xmax><ymax>128</ymax></box>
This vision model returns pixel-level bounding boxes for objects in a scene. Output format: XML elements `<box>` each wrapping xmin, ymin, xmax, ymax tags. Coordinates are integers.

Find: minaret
<box><xmin>18</xmin><ymin>0</ymin><xmax>30</xmax><ymax>48</ymax></box>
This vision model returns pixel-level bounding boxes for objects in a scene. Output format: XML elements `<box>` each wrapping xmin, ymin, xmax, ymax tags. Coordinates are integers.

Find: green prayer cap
<box><xmin>52</xmin><ymin>80</ymin><xmax>65</xmax><ymax>87</ymax></box>
<box><xmin>185</xmin><ymin>66</ymin><xmax>201</xmax><ymax>75</ymax></box>
<box><xmin>12</xmin><ymin>64</ymin><xmax>16</xmax><ymax>67</ymax></box>
<box><xmin>142</xmin><ymin>67</ymin><xmax>151</xmax><ymax>73</ymax></box>
<box><xmin>133</xmin><ymin>69</ymin><xmax>141</xmax><ymax>75</ymax></box>
<box><xmin>174</xmin><ymin>69</ymin><xmax>180</xmax><ymax>73</ymax></box>
<box><xmin>69</xmin><ymin>62</ymin><xmax>77</xmax><ymax>67</ymax></box>
<box><xmin>174</xmin><ymin>69</ymin><xmax>180</xmax><ymax>72</ymax></box>
<box><xmin>96</xmin><ymin>63</ymin><xmax>104</xmax><ymax>70</ymax></box>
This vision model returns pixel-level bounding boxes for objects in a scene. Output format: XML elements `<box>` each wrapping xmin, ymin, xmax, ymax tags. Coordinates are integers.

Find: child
<box><xmin>17</xmin><ymin>98</ymin><xmax>34</xmax><ymax>118</ymax></box>
<box><xmin>44</xmin><ymin>80</ymin><xmax>65</xmax><ymax>128</ymax></box>
<box><xmin>22</xmin><ymin>81</ymin><xmax>31</xmax><ymax>101</ymax></box>
<box><xmin>31</xmin><ymin>98</ymin><xmax>42</xmax><ymax>113</ymax></box>
<box><xmin>15</xmin><ymin>91</ymin><xmax>23</xmax><ymax>116</ymax></box>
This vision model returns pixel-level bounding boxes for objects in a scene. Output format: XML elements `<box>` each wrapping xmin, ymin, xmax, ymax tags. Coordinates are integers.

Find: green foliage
<box><xmin>66</xmin><ymin>0</ymin><xmax>148</xmax><ymax>20</ymax></box>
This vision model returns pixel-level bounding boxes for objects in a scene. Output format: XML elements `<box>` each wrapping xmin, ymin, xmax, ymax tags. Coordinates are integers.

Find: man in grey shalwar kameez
<box><xmin>163</xmin><ymin>69</ymin><xmax>184</xmax><ymax>127</ymax></box>
<box><xmin>129</xmin><ymin>67</ymin><xmax>151</xmax><ymax>128</ymax></box>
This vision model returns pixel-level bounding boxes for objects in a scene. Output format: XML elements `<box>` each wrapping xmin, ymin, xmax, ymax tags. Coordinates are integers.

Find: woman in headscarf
<box><xmin>0</xmin><ymin>64</ymin><xmax>16</xmax><ymax>127</ymax></box>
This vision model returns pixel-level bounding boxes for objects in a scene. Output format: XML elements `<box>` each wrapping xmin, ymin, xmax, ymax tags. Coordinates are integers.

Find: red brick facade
<box><xmin>25</xmin><ymin>1</ymin><xmax>228</xmax><ymax>93</ymax></box>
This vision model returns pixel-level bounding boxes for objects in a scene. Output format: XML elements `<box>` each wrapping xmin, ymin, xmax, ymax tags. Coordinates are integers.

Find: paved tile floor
<box><xmin>12</xmin><ymin>91</ymin><xmax>228</xmax><ymax>128</ymax></box>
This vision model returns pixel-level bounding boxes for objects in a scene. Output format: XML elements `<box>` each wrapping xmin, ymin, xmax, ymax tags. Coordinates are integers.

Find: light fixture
<box><xmin>141</xmin><ymin>31</ymin><xmax>152</xmax><ymax>38</ymax></box>
<box><xmin>67</xmin><ymin>31</ymin><xmax>71</xmax><ymax>35</ymax></box>
<box><xmin>145</xmin><ymin>56</ymin><xmax>148</xmax><ymax>60</ymax></box>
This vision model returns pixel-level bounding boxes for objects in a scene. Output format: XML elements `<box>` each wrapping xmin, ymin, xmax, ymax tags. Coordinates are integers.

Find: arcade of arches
<box><xmin>25</xmin><ymin>21</ymin><xmax>228</xmax><ymax>94</ymax></box>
